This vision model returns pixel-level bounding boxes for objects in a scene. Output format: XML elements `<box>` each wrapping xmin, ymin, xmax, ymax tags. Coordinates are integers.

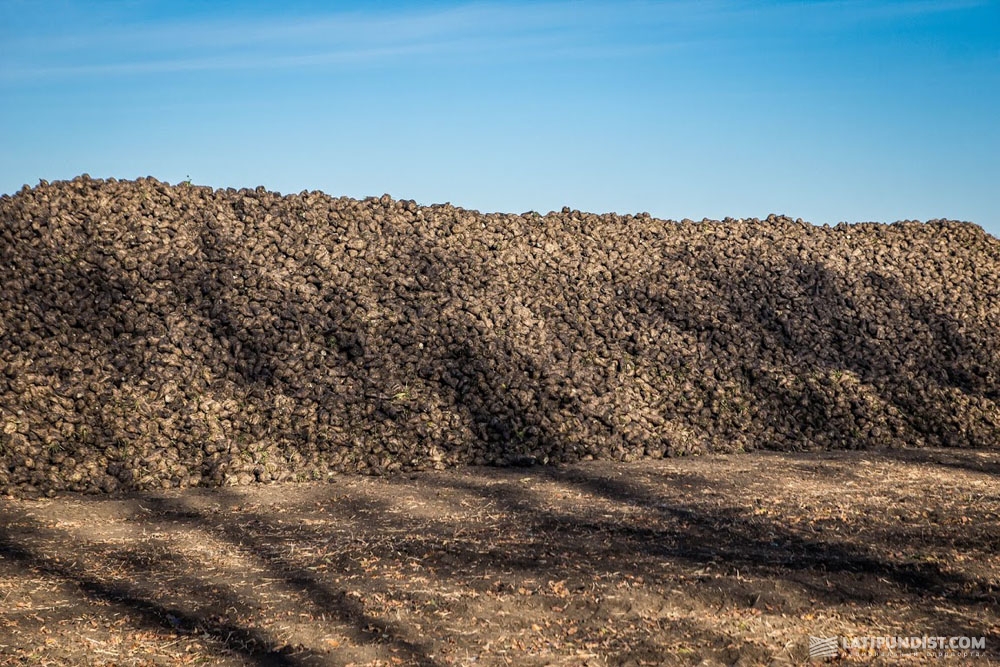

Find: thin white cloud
<box><xmin>799</xmin><ymin>0</ymin><xmax>988</xmax><ymax>17</ymax></box>
<box><xmin>7</xmin><ymin>44</ymin><xmax>448</xmax><ymax>78</ymax></box>
<box><xmin>5</xmin><ymin>31</ymin><xmax>619</xmax><ymax>79</ymax></box>
<box><xmin>0</xmin><ymin>0</ymin><xmax>989</xmax><ymax>82</ymax></box>
<box><xmin>1</xmin><ymin>1</ymin><xmax>697</xmax><ymax>81</ymax></box>
<box><xmin>5</xmin><ymin>2</ymin><xmax>625</xmax><ymax>54</ymax></box>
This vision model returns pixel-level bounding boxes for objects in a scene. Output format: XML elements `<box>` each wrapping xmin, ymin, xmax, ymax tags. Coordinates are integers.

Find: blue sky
<box><xmin>2</xmin><ymin>1</ymin><xmax>998</xmax><ymax>234</ymax></box>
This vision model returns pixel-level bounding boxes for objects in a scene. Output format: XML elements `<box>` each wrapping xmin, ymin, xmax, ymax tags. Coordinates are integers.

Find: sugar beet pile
<box><xmin>1</xmin><ymin>176</ymin><xmax>998</xmax><ymax>496</ymax></box>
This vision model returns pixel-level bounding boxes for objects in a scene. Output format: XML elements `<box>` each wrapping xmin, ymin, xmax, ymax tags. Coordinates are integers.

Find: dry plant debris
<box><xmin>1</xmin><ymin>449</ymin><xmax>998</xmax><ymax>665</ymax></box>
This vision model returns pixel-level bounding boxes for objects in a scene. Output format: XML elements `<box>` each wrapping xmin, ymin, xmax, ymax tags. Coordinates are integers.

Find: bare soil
<box><xmin>1</xmin><ymin>448</ymin><xmax>998</xmax><ymax>666</ymax></box>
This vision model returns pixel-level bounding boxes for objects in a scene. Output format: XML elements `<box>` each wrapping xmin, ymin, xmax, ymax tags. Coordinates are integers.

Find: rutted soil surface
<box><xmin>2</xmin><ymin>449</ymin><xmax>998</xmax><ymax>665</ymax></box>
<box><xmin>2</xmin><ymin>176</ymin><xmax>999</xmax><ymax>497</ymax></box>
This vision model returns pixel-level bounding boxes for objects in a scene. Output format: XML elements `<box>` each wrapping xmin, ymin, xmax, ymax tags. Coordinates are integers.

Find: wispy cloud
<box><xmin>0</xmin><ymin>0</ymin><xmax>990</xmax><ymax>82</ymax></box>
<box><xmin>797</xmin><ymin>0</ymin><xmax>988</xmax><ymax>18</ymax></box>
<box><xmin>5</xmin><ymin>1</ymin><xmax>778</xmax><ymax>82</ymax></box>
<box><xmin>751</xmin><ymin>0</ymin><xmax>990</xmax><ymax>29</ymax></box>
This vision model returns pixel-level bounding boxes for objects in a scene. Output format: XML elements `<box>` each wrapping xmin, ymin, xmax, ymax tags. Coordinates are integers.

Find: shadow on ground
<box><xmin>2</xmin><ymin>449</ymin><xmax>998</xmax><ymax>665</ymax></box>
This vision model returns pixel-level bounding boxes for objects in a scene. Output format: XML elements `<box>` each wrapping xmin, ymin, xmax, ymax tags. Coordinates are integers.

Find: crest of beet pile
<box><xmin>1</xmin><ymin>175</ymin><xmax>998</xmax><ymax>496</ymax></box>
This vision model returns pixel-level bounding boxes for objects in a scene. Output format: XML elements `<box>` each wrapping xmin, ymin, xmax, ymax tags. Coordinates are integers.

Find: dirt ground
<box><xmin>1</xmin><ymin>448</ymin><xmax>998</xmax><ymax>666</ymax></box>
